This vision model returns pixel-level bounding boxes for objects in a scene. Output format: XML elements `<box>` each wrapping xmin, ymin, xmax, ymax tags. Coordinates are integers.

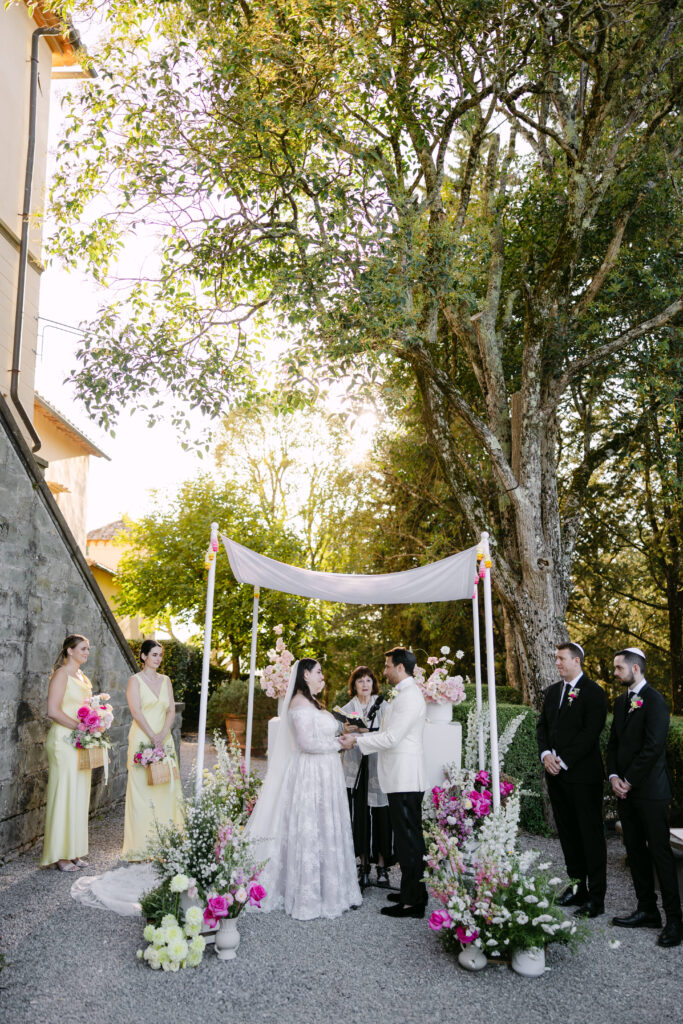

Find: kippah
<box><xmin>625</xmin><ymin>647</ymin><xmax>646</xmax><ymax>659</ymax></box>
<box><xmin>570</xmin><ymin>642</ymin><xmax>584</xmax><ymax>657</ymax></box>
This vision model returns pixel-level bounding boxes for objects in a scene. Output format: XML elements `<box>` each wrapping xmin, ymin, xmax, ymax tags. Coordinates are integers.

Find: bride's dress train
<box><xmin>70</xmin><ymin>861</ymin><xmax>155</xmax><ymax>916</ymax></box>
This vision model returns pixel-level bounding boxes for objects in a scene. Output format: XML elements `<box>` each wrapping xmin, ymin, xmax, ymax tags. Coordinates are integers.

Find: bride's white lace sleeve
<box><xmin>289</xmin><ymin>707</ymin><xmax>341</xmax><ymax>754</ymax></box>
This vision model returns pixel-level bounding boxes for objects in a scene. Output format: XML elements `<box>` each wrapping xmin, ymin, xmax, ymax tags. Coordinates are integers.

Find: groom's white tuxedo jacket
<box><xmin>355</xmin><ymin>678</ymin><xmax>426</xmax><ymax>793</ymax></box>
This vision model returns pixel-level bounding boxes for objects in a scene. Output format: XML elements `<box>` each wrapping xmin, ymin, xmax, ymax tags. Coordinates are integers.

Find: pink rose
<box><xmin>203</xmin><ymin>894</ymin><xmax>231</xmax><ymax>927</ymax></box>
<box><xmin>77</xmin><ymin>706</ymin><xmax>90</xmax><ymax>720</ymax></box>
<box><xmin>455</xmin><ymin>926</ymin><xmax>478</xmax><ymax>944</ymax></box>
<box><xmin>84</xmin><ymin>710</ymin><xmax>102</xmax><ymax>732</ymax></box>
<box><xmin>248</xmin><ymin>883</ymin><xmax>266</xmax><ymax>907</ymax></box>
<box><xmin>428</xmin><ymin>909</ymin><xmax>452</xmax><ymax>931</ymax></box>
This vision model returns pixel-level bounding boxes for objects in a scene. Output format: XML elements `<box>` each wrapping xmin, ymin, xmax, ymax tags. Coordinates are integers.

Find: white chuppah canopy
<box><xmin>194</xmin><ymin>526</ymin><xmax>501</xmax><ymax>810</ymax></box>
<box><xmin>222</xmin><ymin>536</ymin><xmax>479</xmax><ymax>604</ymax></box>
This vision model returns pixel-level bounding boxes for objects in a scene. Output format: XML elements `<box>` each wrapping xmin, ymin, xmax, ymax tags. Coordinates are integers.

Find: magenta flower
<box><xmin>77</xmin><ymin>706</ymin><xmax>90</xmax><ymax>721</ymax></box>
<box><xmin>431</xmin><ymin>786</ymin><xmax>444</xmax><ymax>807</ymax></box>
<box><xmin>428</xmin><ymin>909</ymin><xmax>452</xmax><ymax>931</ymax></box>
<box><xmin>248</xmin><ymin>883</ymin><xmax>267</xmax><ymax>907</ymax></box>
<box><xmin>203</xmin><ymin>894</ymin><xmax>232</xmax><ymax>927</ymax></box>
<box><xmin>475</xmin><ymin>769</ymin><xmax>490</xmax><ymax>785</ymax></box>
<box><xmin>455</xmin><ymin>926</ymin><xmax>479</xmax><ymax>944</ymax></box>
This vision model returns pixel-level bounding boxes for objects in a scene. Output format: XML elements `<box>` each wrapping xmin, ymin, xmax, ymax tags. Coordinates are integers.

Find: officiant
<box><xmin>340</xmin><ymin>666</ymin><xmax>394</xmax><ymax>890</ymax></box>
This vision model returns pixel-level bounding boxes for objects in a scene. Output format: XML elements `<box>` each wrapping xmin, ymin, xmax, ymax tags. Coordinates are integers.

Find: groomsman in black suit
<box><xmin>607</xmin><ymin>647</ymin><xmax>682</xmax><ymax>948</ymax></box>
<box><xmin>537</xmin><ymin>642</ymin><xmax>608</xmax><ymax>917</ymax></box>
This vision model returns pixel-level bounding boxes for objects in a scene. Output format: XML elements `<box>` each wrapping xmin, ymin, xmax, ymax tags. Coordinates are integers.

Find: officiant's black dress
<box><xmin>341</xmin><ymin>696</ymin><xmax>395</xmax><ymax>869</ymax></box>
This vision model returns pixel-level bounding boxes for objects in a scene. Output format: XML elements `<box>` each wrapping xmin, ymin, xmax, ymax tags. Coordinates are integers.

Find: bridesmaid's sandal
<box><xmin>56</xmin><ymin>860</ymin><xmax>78</xmax><ymax>872</ymax></box>
<box><xmin>74</xmin><ymin>858</ymin><xmax>89</xmax><ymax>868</ymax></box>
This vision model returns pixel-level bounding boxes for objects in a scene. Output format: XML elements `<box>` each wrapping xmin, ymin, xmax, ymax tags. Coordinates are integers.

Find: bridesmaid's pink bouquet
<box><xmin>68</xmin><ymin>694</ymin><xmax>114</xmax><ymax>750</ymax></box>
<box><xmin>133</xmin><ymin>743</ymin><xmax>168</xmax><ymax>766</ymax></box>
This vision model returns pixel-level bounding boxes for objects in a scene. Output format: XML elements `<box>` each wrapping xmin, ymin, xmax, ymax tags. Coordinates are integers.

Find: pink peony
<box><xmin>455</xmin><ymin>926</ymin><xmax>479</xmax><ymax>944</ymax></box>
<box><xmin>248</xmin><ymin>883</ymin><xmax>266</xmax><ymax>907</ymax></box>
<box><xmin>77</xmin><ymin>706</ymin><xmax>90</xmax><ymax>721</ymax></box>
<box><xmin>84</xmin><ymin>710</ymin><xmax>102</xmax><ymax>732</ymax></box>
<box><xmin>475</xmin><ymin>769</ymin><xmax>490</xmax><ymax>785</ymax></box>
<box><xmin>428</xmin><ymin>909</ymin><xmax>452</xmax><ymax>931</ymax></box>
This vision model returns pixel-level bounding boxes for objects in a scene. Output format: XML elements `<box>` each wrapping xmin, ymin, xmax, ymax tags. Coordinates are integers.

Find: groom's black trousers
<box><xmin>388</xmin><ymin>791</ymin><xmax>427</xmax><ymax>907</ymax></box>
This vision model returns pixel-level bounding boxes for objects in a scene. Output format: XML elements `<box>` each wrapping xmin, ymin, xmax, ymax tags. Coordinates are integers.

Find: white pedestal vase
<box><xmin>511</xmin><ymin>946</ymin><xmax>545</xmax><ymax>977</ymax></box>
<box><xmin>457</xmin><ymin>944</ymin><xmax>487</xmax><ymax>971</ymax></box>
<box><xmin>180</xmin><ymin>892</ymin><xmax>218</xmax><ymax>945</ymax></box>
<box><xmin>215</xmin><ymin>917</ymin><xmax>241</xmax><ymax>961</ymax></box>
<box><xmin>422</xmin><ymin>702</ymin><xmax>462</xmax><ymax>792</ymax></box>
<box><xmin>267</xmin><ymin>697</ymin><xmax>285</xmax><ymax>758</ymax></box>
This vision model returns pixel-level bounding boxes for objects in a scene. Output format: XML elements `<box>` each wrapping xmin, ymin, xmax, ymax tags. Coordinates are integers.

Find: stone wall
<box><xmin>0</xmin><ymin>394</ymin><xmax>183</xmax><ymax>861</ymax></box>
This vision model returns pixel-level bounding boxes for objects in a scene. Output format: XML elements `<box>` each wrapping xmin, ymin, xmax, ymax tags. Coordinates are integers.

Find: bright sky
<box><xmin>37</xmin><ymin>81</ymin><xmax>376</xmax><ymax>536</ymax></box>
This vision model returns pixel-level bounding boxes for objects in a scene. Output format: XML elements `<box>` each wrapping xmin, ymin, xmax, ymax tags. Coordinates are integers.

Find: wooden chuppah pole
<box><xmin>195</xmin><ymin>522</ymin><xmax>219</xmax><ymax>799</ymax></box>
<box><xmin>472</xmin><ymin>586</ymin><xmax>486</xmax><ymax>772</ymax></box>
<box><xmin>481</xmin><ymin>532</ymin><xmax>501</xmax><ymax>811</ymax></box>
<box><xmin>244</xmin><ymin>586</ymin><xmax>260</xmax><ymax>776</ymax></box>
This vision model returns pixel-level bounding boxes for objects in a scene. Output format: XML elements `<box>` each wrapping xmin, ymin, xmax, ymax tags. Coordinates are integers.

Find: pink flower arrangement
<box><xmin>429</xmin><ymin>770</ymin><xmax>516</xmax><ymax>848</ymax></box>
<box><xmin>260</xmin><ymin>625</ymin><xmax>295</xmax><ymax>699</ymax></box>
<box><xmin>133</xmin><ymin>744</ymin><xmax>170</xmax><ymax>767</ymax></box>
<box><xmin>414</xmin><ymin>651</ymin><xmax>466</xmax><ymax>705</ymax></box>
<box><xmin>69</xmin><ymin>694</ymin><xmax>114</xmax><ymax>750</ymax></box>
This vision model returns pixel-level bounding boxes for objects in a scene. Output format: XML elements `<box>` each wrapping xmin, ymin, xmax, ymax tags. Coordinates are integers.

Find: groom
<box><xmin>340</xmin><ymin>647</ymin><xmax>427</xmax><ymax>918</ymax></box>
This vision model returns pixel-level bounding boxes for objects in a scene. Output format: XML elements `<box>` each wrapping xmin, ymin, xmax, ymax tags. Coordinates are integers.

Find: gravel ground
<box><xmin>0</xmin><ymin>741</ymin><xmax>679</xmax><ymax>1024</ymax></box>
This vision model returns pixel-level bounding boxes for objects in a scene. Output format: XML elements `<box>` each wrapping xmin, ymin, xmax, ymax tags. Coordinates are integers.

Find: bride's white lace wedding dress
<box><xmin>254</xmin><ymin>703</ymin><xmax>362</xmax><ymax>921</ymax></box>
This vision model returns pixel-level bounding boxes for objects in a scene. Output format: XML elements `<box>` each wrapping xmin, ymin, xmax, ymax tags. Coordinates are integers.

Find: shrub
<box><xmin>128</xmin><ymin>639</ymin><xmax>230</xmax><ymax>727</ymax></box>
<box><xmin>463</xmin><ymin>683</ymin><xmax>524</xmax><ymax>705</ymax></box>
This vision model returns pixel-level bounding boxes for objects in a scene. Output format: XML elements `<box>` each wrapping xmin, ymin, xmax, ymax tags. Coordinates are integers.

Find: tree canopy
<box><xmin>48</xmin><ymin>0</ymin><xmax>683</xmax><ymax>706</ymax></box>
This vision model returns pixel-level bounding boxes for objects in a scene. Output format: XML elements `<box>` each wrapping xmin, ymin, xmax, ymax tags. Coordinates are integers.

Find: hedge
<box><xmin>453</xmin><ymin>701</ymin><xmax>683</xmax><ymax>833</ymax></box>
<box><xmin>127</xmin><ymin>639</ymin><xmax>230</xmax><ymax>727</ymax></box>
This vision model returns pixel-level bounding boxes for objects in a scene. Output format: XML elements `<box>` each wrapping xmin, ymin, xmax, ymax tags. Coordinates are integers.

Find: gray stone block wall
<box><xmin>0</xmin><ymin>397</ymin><xmax>184</xmax><ymax>861</ymax></box>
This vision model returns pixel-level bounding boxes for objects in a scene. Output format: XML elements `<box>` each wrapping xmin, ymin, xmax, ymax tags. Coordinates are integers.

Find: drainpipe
<box><xmin>10</xmin><ymin>26</ymin><xmax>64</xmax><ymax>454</ymax></box>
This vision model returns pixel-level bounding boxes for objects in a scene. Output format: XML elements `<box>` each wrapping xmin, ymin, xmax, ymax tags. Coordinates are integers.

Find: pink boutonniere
<box><xmin>567</xmin><ymin>686</ymin><xmax>580</xmax><ymax>704</ymax></box>
<box><xmin>628</xmin><ymin>696</ymin><xmax>644</xmax><ymax>713</ymax></box>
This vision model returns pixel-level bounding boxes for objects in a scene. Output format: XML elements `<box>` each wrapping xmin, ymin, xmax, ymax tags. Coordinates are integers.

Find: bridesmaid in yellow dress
<box><xmin>41</xmin><ymin>634</ymin><xmax>94</xmax><ymax>871</ymax></box>
<box><xmin>122</xmin><ymin>640</ymin><xmax>183</xmax><ymax>860</ymax></box>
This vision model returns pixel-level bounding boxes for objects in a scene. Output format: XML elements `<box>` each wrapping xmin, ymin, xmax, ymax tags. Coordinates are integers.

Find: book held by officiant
<box><xmin>331</xmin><ymin>707</ymin><xmax>368</xmax><ymax>729</ymax></box>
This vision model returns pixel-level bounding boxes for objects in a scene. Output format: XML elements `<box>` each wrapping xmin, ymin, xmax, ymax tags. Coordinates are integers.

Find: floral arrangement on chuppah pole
<box><xmin>137</xmin><ymin>734</ymin><xmax>266</xmax><ymax>968</ymax></box>
<box><xmin>423</xmin><ymin>764</ymin><xmax>585</xmax><ymax>975</ymax></box>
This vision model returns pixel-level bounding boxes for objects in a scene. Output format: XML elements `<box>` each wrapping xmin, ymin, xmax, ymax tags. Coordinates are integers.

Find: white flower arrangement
<box><xmin>138</xmin><ymin>915</ymin><xmax>206</xmax><ymax>970</ymax></box>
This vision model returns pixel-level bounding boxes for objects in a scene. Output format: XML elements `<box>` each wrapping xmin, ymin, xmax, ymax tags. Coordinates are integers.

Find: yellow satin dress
<box><xmin>122</xmin><ymin>674</ymin><xmax>183</xmax><ymax>861</ymax></box>
<box><xmin>41</xmin><ymin>673</ymin><xmax>93</xmax><ymax>866</ymax></box>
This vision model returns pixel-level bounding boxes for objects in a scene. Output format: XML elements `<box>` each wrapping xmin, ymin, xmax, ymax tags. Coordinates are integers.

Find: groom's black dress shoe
<box><xmin>557</xmin><ymin>885</ymin><xmax>587</xmax><ymax>907</ymax></box>
<box><xmin>657</xmin><ymin>921</ymin><xmax>682</xmax><ymax>948</ymax></box>
<box><xmin>380</xmin><ymin>904</ymin><xmax>426</xmax><ymax>919</ymax></box>
<box><xmin>387</xmin><ymin>892</ymin><xmax>427</xmax><ymax>906</ymax></box>
<box><xmin>573</xmin><ymin>900</ymin><xmax>604</xmax><ymax>919</ymax></box>
<box><xmin>611</xmin><ymin>909</ymin><xmax>662</xmax><ymax>929</ymax></box>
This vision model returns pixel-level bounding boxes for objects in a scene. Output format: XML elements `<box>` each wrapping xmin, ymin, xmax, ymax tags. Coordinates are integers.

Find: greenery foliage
<box><xmin>127</xmin><ymin>638</ymin><xmax>230</xmax><ymax>727</ymax></box>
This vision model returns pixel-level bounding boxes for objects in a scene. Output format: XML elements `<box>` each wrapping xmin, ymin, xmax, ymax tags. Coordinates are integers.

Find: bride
<box><xmin>246</xmin><ymin>658</ymin><xmax>362</xmax><ymax>920</ymax></box>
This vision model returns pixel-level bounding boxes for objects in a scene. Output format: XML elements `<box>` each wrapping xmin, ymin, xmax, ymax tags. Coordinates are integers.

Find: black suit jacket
<box><xmin>606</xmin><ymin>684</ymin><xmax>672</xmax><ymax>800</ymax></box>
<box><xmin>536</xmin><ymin>673</ymin><xmax>607</xmax><ymax>784</ymax></box>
